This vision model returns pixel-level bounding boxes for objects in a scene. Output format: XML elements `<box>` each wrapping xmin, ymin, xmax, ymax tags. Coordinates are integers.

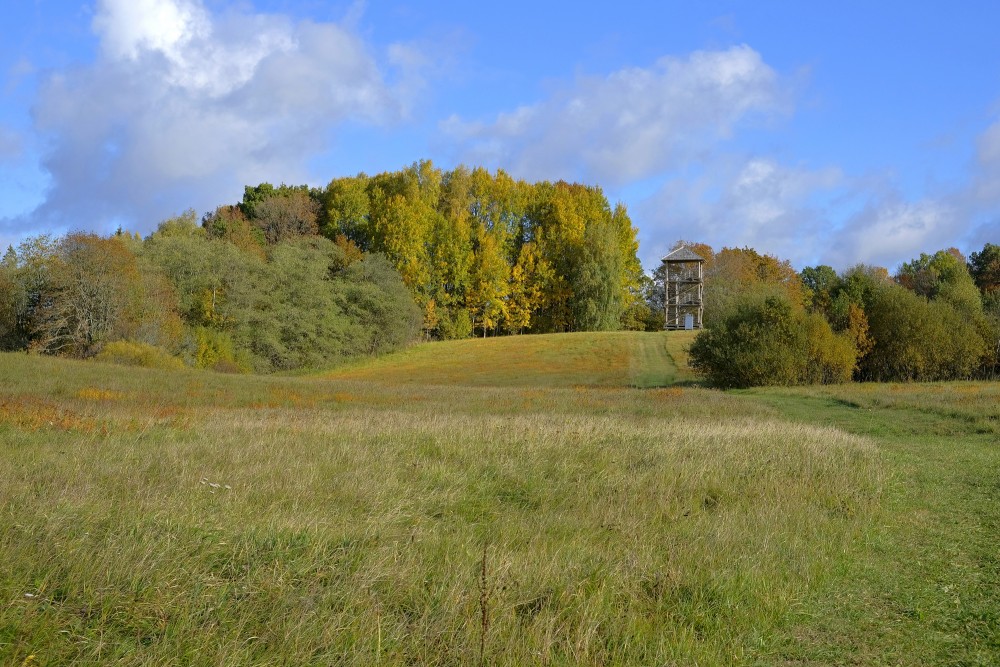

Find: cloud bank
<box><xmin>443</xmin><ymin>45</ymin><xmax>788</xmax><ymax>185</ymax></box>
<box><xmin>640</xmin><ymin>157</ymin><xmax>843</xmax><ymax>266</ymax></box>
<box><xmin>5</xmin><ymin>4</ymin><xmax>996</xmax><ymax>272</ymax></box>
<box><xmin>445</xmin><ymin>44</ymin><xmax>999</xmax><ymax>271</ymax></box>
<box><xmin>4</xmin><ymin>0</ymin><xmax>415</xmax><ymax>240</ymax></box>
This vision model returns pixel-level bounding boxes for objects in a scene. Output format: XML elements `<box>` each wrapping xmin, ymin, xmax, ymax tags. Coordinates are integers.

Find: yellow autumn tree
<box><xmin>467</xmin><ymin>225</ymin><xmax>510</xmax><ymax>337</ymax></box>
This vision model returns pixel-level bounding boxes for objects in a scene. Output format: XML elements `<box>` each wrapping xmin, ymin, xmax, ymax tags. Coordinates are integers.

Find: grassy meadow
<box><xmin>320</xmin><ymin>331</ymin><xmax>697</xmax><ymax>388</ymax></box>
<box><xmin>1</xmin><ymin>331</ymin><xmax>998</xmax><ymax>665</ymax></box>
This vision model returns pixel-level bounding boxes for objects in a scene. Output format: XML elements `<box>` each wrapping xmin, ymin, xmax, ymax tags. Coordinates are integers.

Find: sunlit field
<box><xmin>321</xmin><ymin>330</ymin><xmax>697</xmax><ymax>388</ymax></box>
<box><xmin>1</xmin><ymin>333</ymin><xmax>998</xmax><ymax>665</ymax></box>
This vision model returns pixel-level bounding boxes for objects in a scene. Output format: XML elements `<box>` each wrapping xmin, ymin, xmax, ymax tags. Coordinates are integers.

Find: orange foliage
<box><xmin>333</xmin><ymin>234</ymin><xmax>364</xmax><ymax>266</ymax></box>
<box><xmin>0</xmin><ymin>396</ymin><xmax>100</xmax><ymax>433</ymax></box>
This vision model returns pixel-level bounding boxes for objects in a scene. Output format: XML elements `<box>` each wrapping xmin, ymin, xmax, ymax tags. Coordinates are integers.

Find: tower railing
<box><xmin>663</xmin><ymin>252</ymin><xmax>704</xmax><ymax>330</ymax></box>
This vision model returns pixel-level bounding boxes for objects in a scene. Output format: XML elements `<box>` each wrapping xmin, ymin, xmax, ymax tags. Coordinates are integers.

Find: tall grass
<box><xmin>0</xmin><ymin>345</ymin><xmax>887</xmax><ymax>665</ymax></box>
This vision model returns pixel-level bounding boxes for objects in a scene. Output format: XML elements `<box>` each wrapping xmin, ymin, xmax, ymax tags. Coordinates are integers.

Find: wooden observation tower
<box><xmin>662</xmin><ymin>246</ymin><xmax>705</xmax><ymax>330</ymax></box>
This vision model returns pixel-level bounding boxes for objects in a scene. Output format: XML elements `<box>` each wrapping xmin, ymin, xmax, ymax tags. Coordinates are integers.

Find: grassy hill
<box><xmin>1</xmin><ymin>334</ymin><xmax>998</xmax><ymax>665</ymax></box>
<box><xmin>322</xmin><ymin>330</ymin><xmax>698</xmax><ymax>388</ymax></box>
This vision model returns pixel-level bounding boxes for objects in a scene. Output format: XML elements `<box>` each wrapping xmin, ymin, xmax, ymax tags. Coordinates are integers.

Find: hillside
<box><xmin>322</xmin><ymin>330</ymin><xmax>698</xmax><ymax>388</ymax></box>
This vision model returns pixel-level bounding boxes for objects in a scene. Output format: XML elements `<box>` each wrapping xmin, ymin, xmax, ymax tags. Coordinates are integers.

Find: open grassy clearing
<box><xmin>1</xmin><ymin>332</ymin><xmax>998</xmax><ymax>665</ymax></box>
<box><xmin>321</xmin><ymin>331</ymin><xmax>697</xmax><ymax>388</ymax></box>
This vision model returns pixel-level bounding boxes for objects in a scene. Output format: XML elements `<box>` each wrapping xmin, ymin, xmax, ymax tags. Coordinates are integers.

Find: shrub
<box><xmin>94</xmin><ymin>340</ymin><xmax>186</xmax><ymax>370</ymax></box>
<box><xmin>975</xmin><ymin>313</ymin><xmax>1000</xmax><ymax>379</ymax></box>
<box><xmin>187</xmin><ymin>327</ymin><xmax>251</xmax><ymax>373</ymax></box>
<box><xmin>802</xmin><ymin>313</ymin><xmax>858</xmax><ymax>384</ymax></box>
<box><xmin>437</xmin><ymin>308</ymin><xmax>473</xmax><ymax>340</ymax></box>
<box><xmin>336</xmin><ymin>253</ymin><xmax>424</xmax><ymax>354</ymax></box>
<box><xmin>689</xmin><ymin>294</ymin><xmax>856</xmax><ymax>388</ymax></box>
<box><xmin>860</xmin><ymin>285</ymin><xmax>986</xmax><ymax>381</ymax></box>
<box><xmin>0</xmin><ymin>263</ymin><xmax>26</xmax><ymax>350</ymax></box>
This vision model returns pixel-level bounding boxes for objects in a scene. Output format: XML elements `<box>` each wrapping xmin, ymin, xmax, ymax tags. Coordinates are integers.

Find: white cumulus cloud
<box><xmin>639</xmin><ymin>156</ymin><xmax>842</xmax><ymax>267</ymax></box>
<box><xmin>93</xmin><ymin>0</ymin><xmax>210</xmax><ymax>62</ymax></box>
<box><xmin>828</xmin><ymin>198</ymin><xmax>958</xmax><ymax>269</ymax></box>
<box><xmin>6</xmin><ymin>0</ymin><xmax>419</xmax><ymax>237</ymax></box>
<box><xmin>442</xmin><ymin>44</ymin><xmax>999</xmax><ymax>272</ymax></box>
<box><xmin>443</xmin><ymin>45</ymin><xmax>789</xmax><ymax>184</ymax></box>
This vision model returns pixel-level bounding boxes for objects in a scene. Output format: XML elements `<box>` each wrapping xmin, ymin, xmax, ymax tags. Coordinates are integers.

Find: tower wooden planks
<box><xmin>662</xmin><ymin>246</ymin><xmax>704</xmax><ymax>330</ymax></box>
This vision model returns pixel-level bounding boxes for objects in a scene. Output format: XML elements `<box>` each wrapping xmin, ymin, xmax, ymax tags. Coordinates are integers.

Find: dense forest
<box><xmin>0</xmin><ymin>161</ymin><xmax>644</xmax><ymax>372</ymax></box>
<box><xmin>304</xmin><ymin>160</ymin><xmax>643</xmax><ymax>336</ymax></box>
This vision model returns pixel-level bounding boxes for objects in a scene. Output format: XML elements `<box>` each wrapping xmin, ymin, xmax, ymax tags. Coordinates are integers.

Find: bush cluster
<box><xmin>94</xmin><ymin>341</ymin><xmax>186</xmax><ymax>371</ymax></box>
<box><xmin>689</xmin><ymin>294</ymin><xmax>855</xmax><ymax>388</ymax></box>
<box><xmin>0</xmin><ymin>220</ymin><xmax>423</xmax><ymax>373</ymax></box>
<box><xmin>687</xmin><ymin>244</ymin><xmax>1000</xmax><ymax>387</ymax></box>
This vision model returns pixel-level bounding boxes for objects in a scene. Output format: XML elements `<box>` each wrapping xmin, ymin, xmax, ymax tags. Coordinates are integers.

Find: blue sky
<box><xmin>2</xmin><ymin>1</ymin><xmax>999</xmax><ymax>271</ymax></box>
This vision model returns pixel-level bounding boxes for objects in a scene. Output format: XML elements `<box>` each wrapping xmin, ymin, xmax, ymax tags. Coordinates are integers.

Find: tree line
<box><xmin>676</xmin><ymin>243</ymin><xmax>1000</xmax><ymax>387</ymax></box>
<box><xmin>0</xmin><ymin>218</ymin><xmax>422</xmax><ymax>373</ymax></box>
<box><xmin>0</xmin><ymin>161</ymin><xmax>645</xmax><ymax>371</ymax></box>
<box><xmin>201</xmin><ymin>161</ymin><xmax>644</xmax><ymax>337</ymax></box>
<box><xmin>3</xmin><ymin>152</ymin><xmax>995</xmax><ymax>383</ymax></box>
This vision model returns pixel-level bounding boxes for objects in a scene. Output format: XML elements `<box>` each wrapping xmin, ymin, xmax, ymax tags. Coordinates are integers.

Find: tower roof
<box><xmin>661</xmin><ymin>246</ymin><xmax>705</xmax><ymax>263</ymax></box>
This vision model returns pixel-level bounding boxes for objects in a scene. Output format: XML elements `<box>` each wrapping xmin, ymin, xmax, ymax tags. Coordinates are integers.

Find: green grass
<box><xmin>1</xmin><ymin>333</ymin><xmax>998</xmax><ymax>665</ymax></box>
<box><xmin>322</xmin><ymin>330</ymin><xmax>698</xmax><ymax>388</ymax></box>
<box><xmin>743</xmin><ymin>384</ymin><xmax>1000</xmax><ymax>664</ymax></box>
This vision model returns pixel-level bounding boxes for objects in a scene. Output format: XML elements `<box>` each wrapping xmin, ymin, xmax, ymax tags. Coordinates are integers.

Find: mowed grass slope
<box><xmin>1</xmin><ymin>333</ymin><xmax>998</xmax><ymax>665</ymax></box>
<box><xmin>322</xmin><ymin>330</ymin><xmax>697</xmax><ymax>388</ymax></box>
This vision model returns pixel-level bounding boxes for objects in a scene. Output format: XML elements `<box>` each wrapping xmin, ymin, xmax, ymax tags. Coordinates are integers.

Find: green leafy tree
<box><xmin>689</xmin><ymin>293</ymin><xmax>856</xmax><ymax>388</ymax></box>
<box><xmin>240</xmin><ymin>183</ymin><xmax>313</xmax><ymax>218</ymax></box>
<box><xmin>366</xmin><ymin>163</ymin><xmax>438</xmax><ymax>315</ymax></box>
<box><xmin>336</xmin><ymin>253</ymin><xmax>423</xmax><ymax>354</ymax></box>
<box><xmin>142</xmin><ymin>217</ymin><xmax>265</xmax><ymax>328</ymax></box>
<box><xmin>704</xmin><ymin>246</ymin><xmax>805</xmax><ymax>326</ymax></box>
<box><xmin>571</xmin><ymin>215</ymin><xmax>624</xmax><ymax>331</ymax></box>
<box><xmin>859</xmin><ymin>283</ymin><xmax>986</xmax><ymax>381</ymax></box>
<box><xmin>320</xmin><ymin>174</ymin><xmax>371</xmax><ymax>249</ymax></box>
<box><xmin>621</xmin><ymin>270</ymin><xmax>654</xmax><ymax>331</ymax></box>
<box><xmin>800</xmin><ymin>264</ymin><xmax>840</xmax><ymax>315</ymax></box>
<box><xmin>202</xmin><ymin>205</ymin><xmax>266</xmax><ymax>257</ymax></box>
<box><xmin>428</xmin><ymin>168</ymin><xmax>475</xmax><ymax>337</ymax></box>
<box><xmin>252</xmin><ymin>191</ymin><xmax>321</xmax><ymax>245</ymax></box>
<box><xmin>467</xmin><ymin>225</ymin><xmax>510</xmax><ymax>336</ymax></box>
<box><xmin>504</xmin><ymin>242</ymin><xmax>546</xmax><ymax>334</ymax></box>
<box><xmin>238</xmin><ymin>165</ymin><xmax>644</xmax><ymax>339</ymax></box>
<box><xmin>0</xmin><ymin>254</ymin><xmax>25</xmax><ymax>350</ymax></box>
<box><xmin>969</xmin><ymin>243</ymin><xmax>1000</xmax><ymax>295</ymax></box>
<box><xmin>896</xmin><ymin>248</ymin><xmax>982</xmax><ymax>317</ymax></box>
<box><xmin>527</xmin><ymin>181</ymin><xmax>640</xmax><ymax>332</ymax></box>
<box><xmin>2</xmin><ymin>236</ymin><xmax>58</xmax><ymax>350</ymax></box>
<box><xmin>239</xmin><ymin>238</ymin><xmax>420</xmax><ymax>370</ymax></box>
<box><xmin>242</xmin><ymin>237</ymin><xmax>357</xmax><ymax>370</ymax></box>
<box><xmin>640</xmin><ymin>263</ymin><xmax>667</xmax><ymax>331</ymax></box>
